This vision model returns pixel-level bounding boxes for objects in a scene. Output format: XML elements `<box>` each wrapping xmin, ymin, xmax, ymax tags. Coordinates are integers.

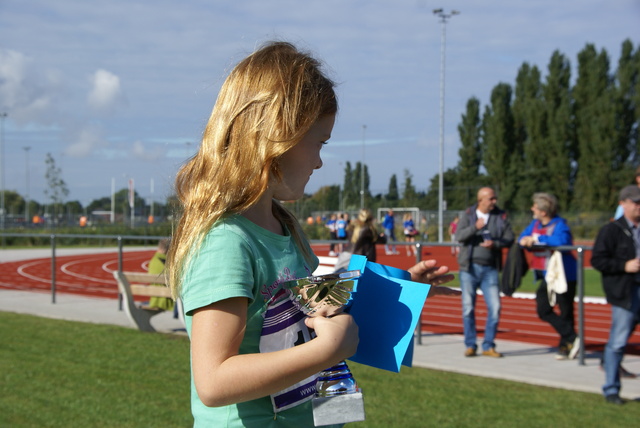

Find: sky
<box><xmin>0</xmin><ymin>0</ymin><xmax>638</xmax><ymax>209</ymax></box>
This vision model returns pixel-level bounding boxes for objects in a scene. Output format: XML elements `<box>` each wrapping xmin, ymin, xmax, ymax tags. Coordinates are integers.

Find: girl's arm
<box><xmin>191</xmin><ymin>297</ymin><xmax>358</xmax><ymax>407</ymax></box>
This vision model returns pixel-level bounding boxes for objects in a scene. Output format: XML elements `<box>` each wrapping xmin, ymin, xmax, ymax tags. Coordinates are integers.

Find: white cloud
<box><xmin>0</xmin><ymin>49</ymin><xmax>62</xmax><ymax>124</ymax></box>
<box><xmin>131</xmin><ymin>140</ymin><xmax>166</xmax><ymax>161</ymax></box>
<box><xmin>87</xmin><ymin>69</ymin><xmax>125</xmax><ymax>114</ymax></box>
<box><xmin>65</xmin><ymin>126</ymin><xmax>107</xmax><ymax>158</ymax></box>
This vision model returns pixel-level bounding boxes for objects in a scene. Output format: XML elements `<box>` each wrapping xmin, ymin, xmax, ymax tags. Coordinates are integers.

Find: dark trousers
<box><xmin>535</xmin><ymin>275</ymin><xmax>577</xmax><ymax>348</ymax></box>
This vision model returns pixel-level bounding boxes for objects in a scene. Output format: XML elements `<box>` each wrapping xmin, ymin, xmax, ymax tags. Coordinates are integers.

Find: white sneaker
<box><xmin>568</xmin><ymin>336</ymin><xmax>581</xmax><ymax>360</ymax></box>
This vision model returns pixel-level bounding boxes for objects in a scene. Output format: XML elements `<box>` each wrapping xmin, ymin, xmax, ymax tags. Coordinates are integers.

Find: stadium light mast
<box><xmin>433</xmin><ymin>8</ymin><xmax>459</xmax><ymax>243</ymax></box>
<box><xmin>0</xmin><ymin>112</ymin><xmax>7</xmax><ymax>236</ymax></box>
<box><xmin>24</xmin><ymin>146</ymin><xmax>31</xmax><ymax>222</ymax></box>
<box><xmin>360</xmin><ymin>124</ymin><xmax>367</xmax><ymax>210</ymax></box>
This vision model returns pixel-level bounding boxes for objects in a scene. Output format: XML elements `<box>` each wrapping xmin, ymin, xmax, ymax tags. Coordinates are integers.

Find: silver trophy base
<box><xmin>312</xmin><ymin>391</ymin><xmax>365</xmax><ymax>426</ymax></box>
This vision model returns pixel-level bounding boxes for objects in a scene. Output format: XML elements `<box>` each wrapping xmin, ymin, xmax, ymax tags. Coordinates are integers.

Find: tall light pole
<box><xmin>150</xmin><ymin>178</ymin><xmax>154</xmax><ymax>222</ymax></box>
<box><xmin>0</xmin><ymin>112</ymin><xmax>7</xmax><ymax>234</ymax></box>
<box><xmin>433</xmin><ymin>8</ymin><xmax>459</xmax><ymax>243</ymax></box>
<box><xmin>360</xmin><ymin>124</ymin><xmax>367</xmax><ymax>209</ymax></box>
<box><xmin>23</xmin><ymin>146</ymin><xmax>31</xmax><ymax>223</ymax></box>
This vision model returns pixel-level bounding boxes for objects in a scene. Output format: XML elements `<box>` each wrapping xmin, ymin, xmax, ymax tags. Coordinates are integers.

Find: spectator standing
<box><xmin>591</xmin><ymin>185</ymin><xmax>640</xmax><ymax>405</ymax></box>
<box><xmin>383</xmin><ymin>209</ymin><xmax>398</xmax><ymax>255</ymax></box>
<box><xmin>325</xmin><ymin>214</ymin><xmax>338</xmax><ymax>256</ymax></box>
<box><xmin>335</xmin><ymin>213</ymin><xmax>348</xmax><ymax>253</ymax></box>
<box><xmin>455</xmin><ymin>187</ymin><xmax>514</xmax><ymax>358</ymax></box>
<box><xmin>350</xmin><ymin>208</ymin><xmax>383</xmax><ymax>262</ymax></box>
<box><xmin>518</xmin><ymin>193</ymin><xmax>579</xmax><ymax>360</ymax></box>
<box><xmin>448</xmin><ymin>215</ymin><xmax>460</xmax><ymax>255</ymax></box>
<box><xmin>403</xmin><ymin>213</ymin><xmax>418</xmax><ymax>257</ymax></box>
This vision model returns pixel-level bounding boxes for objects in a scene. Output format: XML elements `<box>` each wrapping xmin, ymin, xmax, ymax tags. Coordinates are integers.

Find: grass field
<box><xmin>2</xmin><ymin>312</ymin><xmax>639</xmax><ymax>427</ymax></box>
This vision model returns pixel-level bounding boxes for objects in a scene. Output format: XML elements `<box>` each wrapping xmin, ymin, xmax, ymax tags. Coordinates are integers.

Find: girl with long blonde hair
<box><xmin>166</xmin><ymin>41</ymin><xmax>454</xmax><ymax>427</ymax></box>
<box><xmin>349</xmin><ymin>208</ymin><xmax>381</xmax><ymax>262</ymax></box>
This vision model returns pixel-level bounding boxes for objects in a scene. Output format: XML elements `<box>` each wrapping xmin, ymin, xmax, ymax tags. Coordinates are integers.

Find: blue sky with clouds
<box><xmin>0</xmin><ymin>0</ymin><xmax>638</xmax><ymax>207</ymax></box>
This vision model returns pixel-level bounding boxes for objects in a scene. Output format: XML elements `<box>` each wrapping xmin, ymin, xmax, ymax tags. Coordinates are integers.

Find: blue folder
<box><xmin>345</xmin><ymin>255</ymin><xmax>431</xmax><ymax>372</ymax></box>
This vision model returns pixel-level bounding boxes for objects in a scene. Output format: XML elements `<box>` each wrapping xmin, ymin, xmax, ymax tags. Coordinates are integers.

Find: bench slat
<box><xmin>130</xmin><ymin>284</ymin><xmax>173</xmax><ymax>298</ymax></box>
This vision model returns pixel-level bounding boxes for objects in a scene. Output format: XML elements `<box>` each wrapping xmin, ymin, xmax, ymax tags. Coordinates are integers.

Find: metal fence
<box><xmin>1</xmin><ymin>233</ymin><xmax>594</xmax><ymax>365</ymax></box>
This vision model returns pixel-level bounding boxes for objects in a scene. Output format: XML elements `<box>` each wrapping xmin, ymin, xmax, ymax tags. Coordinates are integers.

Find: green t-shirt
<box><xmin>181</xmin><ymin>214</ymin><xmax>327</xmax><ymax>428</ymax></box>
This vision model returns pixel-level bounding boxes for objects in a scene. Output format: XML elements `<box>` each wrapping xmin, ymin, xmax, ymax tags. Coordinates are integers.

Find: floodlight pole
<box><xmin>433</xmin><ymin>8</ymin><xmax>459</xmax><ymax>242</ymax></box>
<box><xmin>24</xmin><ymin>146</ymin><xmax>31</xmax><ymax>222</ymax></box>
<box><xmin>0</xmin><ymin>112</ymin><xmax>7</xmax><ymax>238</ymax></box>
<box><xmin>360</xmin><ymin>124</ymin><xmax>366</xmax><ymax>209</ymax></box>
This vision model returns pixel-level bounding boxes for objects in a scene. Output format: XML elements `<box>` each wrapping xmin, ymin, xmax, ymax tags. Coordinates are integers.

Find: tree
<box><xmin>2</xmin><ymin>190</ymin><xmax>24</xmax><ymax>216</ymax></box>
<box><xmin>351</xmin><ymin>162</ymin><xmax>371</xmax><ymax>209</ymax></box>
<box><xmin>543</xmin><ymin>51</ymin><xmax>575</xmax><ymax>211</ymax></box>
<box><xmin>386</xmin><ymin>174</ymin><xmax>399</xmax><ymax>202</ymax></box>
<box><xmin>614</xmin><ymin>39</ymin><xmax>640</xmax><ymax>171</ymax></box>
<box><xmin>482</xmin><ymin>83</ymin><xmax>517</xmax><ymax>209</ymax></box>
<box><xmin>512</xmin><ymin>62</ymin><xmax>545</xmax><ymax>210</ymax></box>
<box><xmin>342</xmin><ymin>162</ymin><xmax>355</xmax><ymax>209</ymax></box>
<box><xmin>308</xmin><ymin>185</ymin><xmax>340</xmax><ymax>212</ymax></box>
<box><xmin>457</xmin><ymin>97</ymin><xmax>483</xmax><ymax>185</ymax></box>
<box><xmin>572</xmin><ymin>44</ymin><xmax>619</xmax><ymax>211</ymax></box>
<box><xmin>44</xmin><ymin>153</ymin><xmax>69</xmax><ymax>221</ymax></box>
<box><xmin>401</xmin><ymin>169</ymin><xmax>418</xmax><ymax>207</ymax></box>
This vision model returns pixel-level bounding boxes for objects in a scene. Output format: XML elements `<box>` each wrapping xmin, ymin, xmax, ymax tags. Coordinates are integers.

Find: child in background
<box><xmin>167</xmin><ymin>41</ymin><xmax>454</xmax><ymax>428</ymax></box>
<box><xmin>146</xmin><ymin>238</ymin><xmax>174</xmax><ymax>311</ymax></box>
<box><xmin>403</xmin><ymin>213</ymin><xmax>418</xmax><ymax>257</ymax></box>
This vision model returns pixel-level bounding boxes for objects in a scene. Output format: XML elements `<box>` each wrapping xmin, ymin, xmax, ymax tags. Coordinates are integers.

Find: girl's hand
<box><xmin>305</xmin><ymin>313</ymin><xmax>359</xmax><ymax>361</ymax></box>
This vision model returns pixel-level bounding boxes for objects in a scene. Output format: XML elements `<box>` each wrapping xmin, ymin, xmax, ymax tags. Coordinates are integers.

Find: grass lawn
<box><xmin>2</xmin><ymin>312</ymin><xmax>640</xmax><ymax>427</ymax></box>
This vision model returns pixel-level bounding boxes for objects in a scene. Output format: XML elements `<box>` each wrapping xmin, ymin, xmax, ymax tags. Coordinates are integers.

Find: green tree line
<box><xmin>425</xmin><ymin>38</ymin><xmax>640</xmax><ymax>213</ymax></box>
<box><xmin>296</xmin><ymin>39</ymin><xmax>639</xmax><ymax>219</ymax></box>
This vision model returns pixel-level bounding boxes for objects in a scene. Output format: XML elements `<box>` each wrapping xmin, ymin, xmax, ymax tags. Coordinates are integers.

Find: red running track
<box><xmin>0</xmin><ymin>251</ymin><xmax>155</xmax><ymax>299</ymax></box>
<box><xmin>1</xmin><ymin>245</ymin><xmax>638</xmax><ymax>355</ymax></box>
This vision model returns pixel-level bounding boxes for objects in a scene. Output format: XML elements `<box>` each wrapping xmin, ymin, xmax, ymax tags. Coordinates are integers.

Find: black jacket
<box><xmin>591</xmin><ymin>217</ymin><xmax>638</xmax><ymax>310</ymax></box>
<box><xmin>501</xmin><ymin>241</ymin><xmax>529</xmax><ymax>296</ymax></box>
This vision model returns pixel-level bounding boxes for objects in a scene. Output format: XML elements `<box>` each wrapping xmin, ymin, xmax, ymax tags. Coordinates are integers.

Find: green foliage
<box><xmin>44</xmin><ymin>153</ymin><xmax>69</xmax><ymax>217</ymax></box>
<box><xmin>441</xmin><ymin>39</ymin><xmax>639</xmax><ymax>215</ymax></box>
<box><xmin>0</xmin><ymin>222</ymin><xmax>173</xmax><ymax>247</ymax></box>
<box><xmin>386</xmin><ymin>174</ymin><xmax>399</xmax><ymax>202</ymax></box>
<box><xmin>401</xmin><ymin>169</ymin><xmax>419</xmax><ymax>207</ymax></box>
<box><xmin>3</xmin><ymin>312</ymin><xmax>640</xmax><ymax>428</ymax></box>
<box><xmin>457</xmin><ymin>97</ymin><xmax>482</xmax><ymax>184</ymax></box>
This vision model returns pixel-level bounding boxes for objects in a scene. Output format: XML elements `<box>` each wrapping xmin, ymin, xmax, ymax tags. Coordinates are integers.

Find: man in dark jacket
<box><xmin>592</xmin><ymin>185</ymin><xmax>640</xmax><ymax>405</ymax></box>
<box><xmin>455</xmin><ymin>187</ymin><xmax>514</xmax><ymax>358</ymax></box>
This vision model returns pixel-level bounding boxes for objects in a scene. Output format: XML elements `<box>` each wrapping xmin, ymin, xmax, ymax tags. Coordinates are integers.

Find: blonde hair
<box><xmin>350</xmin><ymin>209</ymin><xmax>377</xmax><ymax>244</ymax></box>
<box><xmin>167</xmin><ymin>41</ymin><xmax>337</xmax><ymax>297</ymax></box>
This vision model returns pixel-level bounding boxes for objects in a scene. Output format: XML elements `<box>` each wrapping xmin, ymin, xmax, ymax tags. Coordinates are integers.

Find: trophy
<box><xmin>281</xmin><ymin>270</ymin><xmax>366</xmax><ymax>426</ymax></box>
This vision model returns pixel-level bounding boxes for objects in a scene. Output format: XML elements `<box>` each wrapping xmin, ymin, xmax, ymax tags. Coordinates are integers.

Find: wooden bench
<box><xmin>113</xmin><ymin>270</ymin><xmax>184</xmax><ymax>332</ymax></box>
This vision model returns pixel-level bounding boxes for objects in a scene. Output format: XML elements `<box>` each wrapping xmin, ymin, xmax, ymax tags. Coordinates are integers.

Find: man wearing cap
<box><xmin>592</xmin><ymin>185</ymin><xmax>640</xmax><ymax>405</ymax></box>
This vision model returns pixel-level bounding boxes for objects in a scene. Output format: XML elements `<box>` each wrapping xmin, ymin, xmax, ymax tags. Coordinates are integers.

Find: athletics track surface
<box><xmin>0</xmin><ymin>244</ymin><xmax>638</xmax><ymax>355</ymax></box>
